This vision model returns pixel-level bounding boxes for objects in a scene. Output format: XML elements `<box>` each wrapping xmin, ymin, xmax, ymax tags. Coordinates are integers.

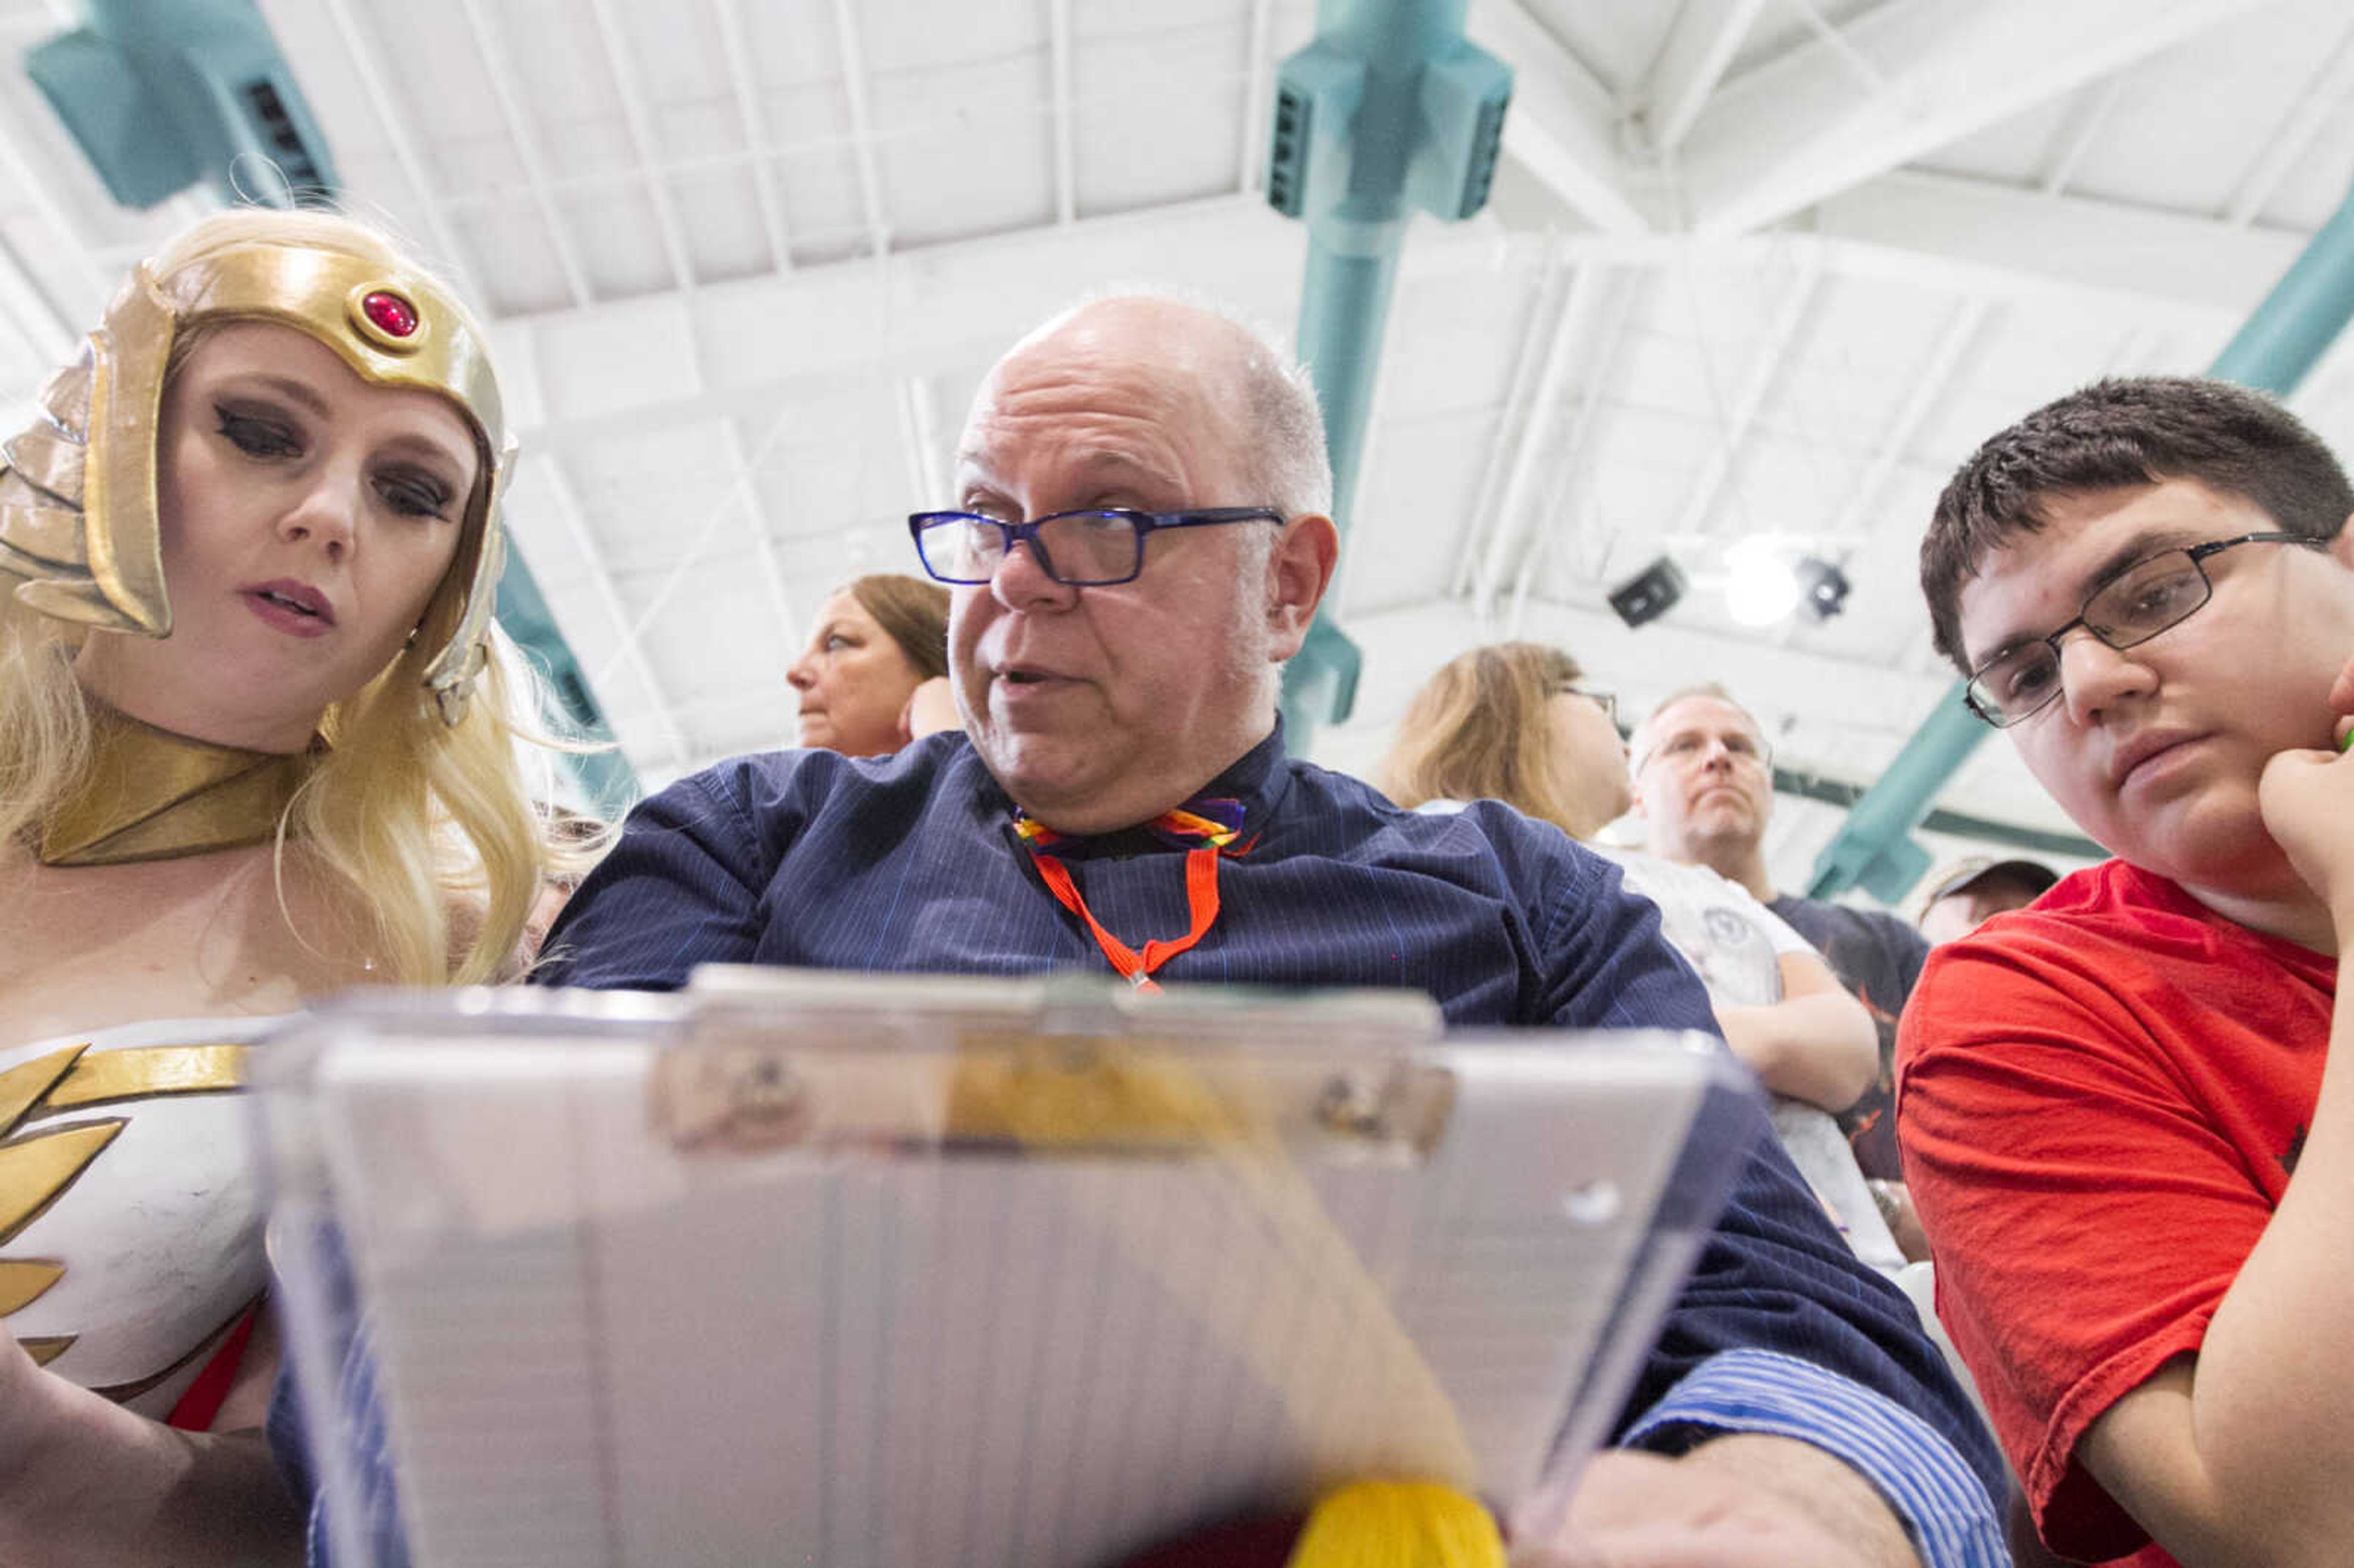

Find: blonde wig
<box><xmin>1378</xmin><ymin>641</ymin><xmax>1609</xmax><ymax>842</ymax></box>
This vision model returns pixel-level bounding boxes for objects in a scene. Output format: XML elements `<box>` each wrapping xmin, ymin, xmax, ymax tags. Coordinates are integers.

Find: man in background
<box><xmin>1632</xmin><ymin>685</ymin><xmax>1930</xmax><ymax>1182</ymax></box>
<box><xmin>1914</xmin><ymin>856</ymin><xmax>2060</xmax><ymax>947</ymax></box>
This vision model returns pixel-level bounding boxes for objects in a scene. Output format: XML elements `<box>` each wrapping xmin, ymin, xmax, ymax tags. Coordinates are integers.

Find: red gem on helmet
<box><xmin>361</xmin><ymin>290</ymin><xmax>418</xmax><ymax>338</ymax></box>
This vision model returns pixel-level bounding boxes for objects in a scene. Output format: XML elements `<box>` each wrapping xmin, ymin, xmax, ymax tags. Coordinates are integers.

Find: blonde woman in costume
<box><xmin>0</xmin><ymin>208</ymin><xmax>554</xmax><ymax>1564</ymax></box>
<box><xmin>1380</xmin><ymin>642</ymin><xmax>1902</xmax><ymax>1271</ymax></box>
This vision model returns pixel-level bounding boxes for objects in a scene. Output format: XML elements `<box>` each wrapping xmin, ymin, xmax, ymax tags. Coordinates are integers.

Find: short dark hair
<box><xmin>1920</xmin><ymin>376</ymin><xmax>2354</xmax><ymax>672</ymax></box>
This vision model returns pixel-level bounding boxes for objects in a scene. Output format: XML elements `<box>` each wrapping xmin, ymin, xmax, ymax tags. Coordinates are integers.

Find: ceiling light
<box><xmin>1796</xmin><ymin>556</ymin><xmax>1851</xmax><ymax>622</ymax></box>
<box><xmin>1607</xmin><ymin>556</ymin><xmax>1687</xmax><ymax>628</ymax></box>
<box><xmin>1722</xmin><ymin>539</ymin><xmax>1851</xmax><ymax>628</ymax></box>
<box><xmin>1723</xmin><ymin>537</ymin><xmax>1803</xmax><ymax>627</ymax></box>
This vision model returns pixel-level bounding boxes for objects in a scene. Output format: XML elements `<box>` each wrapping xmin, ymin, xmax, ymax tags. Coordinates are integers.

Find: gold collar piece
<box><xmin>38</xmin><ymin>706</ymin><xmax>319</xmax><ymax>868</ymax></box>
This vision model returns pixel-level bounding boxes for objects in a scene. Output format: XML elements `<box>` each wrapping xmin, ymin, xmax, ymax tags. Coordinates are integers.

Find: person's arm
<box><xmin>1717</xmin><ymin>950</ymin><xmax>1879</xmax><ymax>1113</ymax></box>
<box><xmin>1536</xmin><ymin>845</ymin><xmax>2006</xmax><ymax>1567</ymax></box>
<box><xmin>1532</xmin><ymin>1436</ymin><xmax>1921</xmax><ymax>1567</ymax></box>
<box><xmin>897</xmin><ymin>676</ymin><xmax>960</xmax><ymax>743</ymax></box>
<box><xmin>0</xmin><ymin>1327</ymin><xmax>302</xmax><ymax>1568</ymax></box>
<box><xmin>2069</xmin><ymin>695</ymin><xmax>2354</xmax><ymax>1568</ymax></box>
<box><xmin>533</xmin><ymin>761</ymin><xmax>780</xmax><ymax>990</ymax></box>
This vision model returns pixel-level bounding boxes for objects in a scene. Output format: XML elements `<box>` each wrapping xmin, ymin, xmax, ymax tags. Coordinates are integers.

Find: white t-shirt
<box><xmin>1594</xmin><ymin>847</ymin><xmax>1903</xmax><ymax>1272</ymax></box>
<box><xmin>1407</xmin><ymin>803</ymin><xmax>1900</xmax><ymax>1267</ymax></box>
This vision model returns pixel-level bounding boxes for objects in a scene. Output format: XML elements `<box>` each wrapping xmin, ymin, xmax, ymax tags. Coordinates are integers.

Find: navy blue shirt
<box><xmin>279</xmin><ymin>726</ymin><xmax>2006</xmax><ymax>1564</ymax></box>
<box><xmin>543</xmin><ymin>726</ymin><xmax>1718</xmax><ymax>1027</ymax></box>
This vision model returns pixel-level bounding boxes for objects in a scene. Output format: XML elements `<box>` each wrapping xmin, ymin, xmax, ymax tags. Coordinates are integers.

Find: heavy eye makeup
<box><xmin>212</xmin><ymin>397</ymin><xmax>458</xmax><ymax>520</ymax></box>
<box><xmin>371</xmin><ymin>460</ymin><xmax>457</xmax><ymax>521</ymax></box>
<box><xmin>215</xmin><ymin>400</ymin><xmax>304</xmax><ymax>460</ymax></box>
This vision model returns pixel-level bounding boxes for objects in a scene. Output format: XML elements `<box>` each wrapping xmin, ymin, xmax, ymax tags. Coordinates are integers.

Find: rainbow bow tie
<box><xmin>1011</xmin><ymin>796</ymin><xmax>1246</xmax><ymax>860</ymax></box>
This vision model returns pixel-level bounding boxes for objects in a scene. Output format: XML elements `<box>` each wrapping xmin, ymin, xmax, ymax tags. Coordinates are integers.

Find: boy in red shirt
<box><xmin>1899</xmin><ymin>376</ymin><xmax>2354</xmax><ymax>1568</ymax></box>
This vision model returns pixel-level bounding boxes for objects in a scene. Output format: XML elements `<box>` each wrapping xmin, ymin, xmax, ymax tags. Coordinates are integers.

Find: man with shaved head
<box><xmin>281</xmin><ymin>297</ymin><xmax>2003</xmax><ymax>1568</ymax></box>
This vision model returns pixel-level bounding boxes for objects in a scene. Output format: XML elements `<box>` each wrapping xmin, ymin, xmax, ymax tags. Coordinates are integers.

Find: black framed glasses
<box><xmin>1965</xmin><ymin>531</ymin><xmax>2318</xmax><ymax>726</ymax></box>
<box><xmin>1556</xmin><ymin>685</ymin><xmax>1618</xmax><ymax>726</ymax></box>
<box><xmin>907</xmin><ymin>506</ymin><xmax>1284</xmax><ymax>587</ymax></box>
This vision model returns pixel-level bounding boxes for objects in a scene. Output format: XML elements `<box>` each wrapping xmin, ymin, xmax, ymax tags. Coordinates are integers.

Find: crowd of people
<box><xmin>1</xmin><ymin>203</ymin><xmax>2348</xmax><ymax>1568</ymax></box>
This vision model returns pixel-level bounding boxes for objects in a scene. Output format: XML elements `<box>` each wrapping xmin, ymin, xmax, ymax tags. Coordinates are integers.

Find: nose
<box><xmin>2056</xmin><ymin>628</ymin><xmax>2155</xmax><ymax>726</ymax></box>
<box><xmin>989</xmin><ymin>535</ymin><xmax>1079</xmax><ymax>614</ymax></box>
<box><xmin>785</xmin><ymin>652</ymin><xmax>815</xmax><ymax>691</ymax></box>
<box><xmin>275</xmin><ymin>466</ymin><xmax>361</xmax><ymax>561</ymax></box>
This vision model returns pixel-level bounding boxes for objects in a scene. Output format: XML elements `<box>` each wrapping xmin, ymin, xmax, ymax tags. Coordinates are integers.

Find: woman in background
<box><xmin>786</xmin><ymin>573</ymin><xmax>953</xmax><ymax>755</ymax></box>
<box><xmin>0</xmin><ymin>206</ymin><xmax>565</xmax><ymax>1564</ymax></box>
<box><xmin>1380</xmin><ymin>641</ymin><xmax>1899</xmax><ymax>1270</ymax></box>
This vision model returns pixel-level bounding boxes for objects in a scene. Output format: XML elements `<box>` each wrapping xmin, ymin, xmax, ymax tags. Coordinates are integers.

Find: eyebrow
<box><xmin>1972</xmin><ymin>526</ymin><xmax>2204</xmax><ymax>666</ymax></box>
<box><xmin>216</xmin><ymin>373</ymin><xmax>476</xmax><ymax>479</ymax></box>
<box><xmin>218</xmin><ymin>373</ymin><xmax>331</xmax><ymax>419</ymax></box>
<box><xmin>375</xmin><ymin>433</ymin><xmax>474</xmax><ymax>485</ymax></box>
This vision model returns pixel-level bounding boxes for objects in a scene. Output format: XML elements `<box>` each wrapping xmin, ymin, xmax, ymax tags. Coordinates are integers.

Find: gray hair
<box><xmin>1631</xmin><ymin>681</ymin><xmax>1761</xmax><ymax>767</ymax></box>
<box><xmin>1006</xmin><ymin>287</ymin><xmax>1334</xmax><ymax>520</ymax></box>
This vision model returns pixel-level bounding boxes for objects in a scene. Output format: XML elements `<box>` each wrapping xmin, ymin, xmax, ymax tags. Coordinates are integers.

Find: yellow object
<box><xmin>0</xmin><ymin>238</ymin><xmax>515</xmax><ymax>726</ymax></box>
<box><xmin>38</xmin><ymin>701</ymin><xmax>317</xmax><ymax>866</ymax></box>
<box><xmin>0</xmin><ymin>1260</ymin><xmax>64</xmax><ymax>1314</ymax></box>
<box><xmin>1286</xmin><ymin>1480</ymin><xmax>1506</xmax><ymax>1568</ymax></box>
<box><xmin>44</xmin><ymin>1041</ymin><xmax>248</xmax><ymax>1107</ymax></box>
<box><xmin>0</xmin><ymin>1119</ymin><xmax>126</xmax><ymax>1244</ymax></box>
<box><xmin>945</xmin><ymin>1033</ymin><xmax>1247</xmax><ymax>1149</ymax></box>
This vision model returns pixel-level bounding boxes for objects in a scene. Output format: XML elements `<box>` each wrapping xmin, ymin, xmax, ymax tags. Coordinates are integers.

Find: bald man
<box><xmin>280</xmin><ymin>297</ymin><xmax>2004</xmax><ymax>1568</ymax></box>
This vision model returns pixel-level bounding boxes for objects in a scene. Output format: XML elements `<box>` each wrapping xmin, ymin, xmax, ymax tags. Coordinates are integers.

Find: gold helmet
<box><xmin>0</xmin><ymin>228</ymin><xmax>516</xmax><ymax>726</ymax></box>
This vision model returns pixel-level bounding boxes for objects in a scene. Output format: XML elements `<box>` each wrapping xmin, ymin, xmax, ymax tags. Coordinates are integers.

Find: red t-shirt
<box><xmin>1897</xmin><ymin>859</ymin><xmax>2334</xmax><ymax>1567</ymax></box>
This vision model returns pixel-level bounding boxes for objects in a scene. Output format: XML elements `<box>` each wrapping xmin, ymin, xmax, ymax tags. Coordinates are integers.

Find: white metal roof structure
<box><xmin>4</xmin><ymin>0</ymin><xmax>2351</xmax><ymax>895</ymax></box>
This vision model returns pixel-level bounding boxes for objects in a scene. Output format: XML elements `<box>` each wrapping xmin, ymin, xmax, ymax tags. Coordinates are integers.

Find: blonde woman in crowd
<box><xmin>0</xmin><ymin>207</ymin><xmax>567</xmax><ymax>1564</ymax></box>
<box><xmin>1381</xmin><ymin>641</ymin><xmax>1900</xmax><ymax>1269</ymax></box>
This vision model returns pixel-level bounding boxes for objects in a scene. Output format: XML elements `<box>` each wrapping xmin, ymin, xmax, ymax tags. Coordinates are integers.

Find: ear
<box><xmin>1264</xmin><ymin>512</ymin><xmax>1339</xmax><ymax>661</ymax></box>
<box><xmin>1622</xmin><ymin>728</ymin><xmax>1651</xmax><ymax>816</ymax></box>
<box><xmin>2330</xmin><ymin>513</ymin><xmax>2354</xmax><ymax>571</ymax></box>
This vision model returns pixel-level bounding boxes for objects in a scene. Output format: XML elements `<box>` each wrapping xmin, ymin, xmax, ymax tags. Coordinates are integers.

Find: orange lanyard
<box><xmin>1027</xmin><ymin>845</ymin><xmax>1222</xmax><ymax>993</ymax></box>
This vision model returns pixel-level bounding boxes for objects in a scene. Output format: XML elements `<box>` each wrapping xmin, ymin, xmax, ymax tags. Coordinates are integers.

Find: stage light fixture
<box><xmin>1607</xmin><ymin>556</ymin><xmax>1686</xmax><ymax>628</ymax></box>
<box><xmin>1796</xmin><ymin>556</ymin><xmax>1851</xmax><ymax>622</ymax></box>
<box><xmin>1724</xmin><ymin>538</ymin><xmax>1853</xmax><ymax>628</ymax></box>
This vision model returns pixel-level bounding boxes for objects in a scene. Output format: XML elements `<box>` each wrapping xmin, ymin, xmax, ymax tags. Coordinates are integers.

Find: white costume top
<box><xmin>1</xmin><ymin>1014</ymin><xmax>281</xmax><ymax>1420</ymax></box>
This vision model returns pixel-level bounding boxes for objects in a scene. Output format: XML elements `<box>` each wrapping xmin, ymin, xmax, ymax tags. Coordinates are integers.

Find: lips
<box><xmin>241</xmin><ymin>579</ymin><xmax>335</xmax><ymax>637</ymax></box>
<box><xmin>2109</xmin><ymin>729</ymin><xmax>2205</xmax><ymax>790</ymax></box>
<box><xmin>994</xmin><ymin>660</ymin><xmax>1080</xmax><ymax>688</ymax></box>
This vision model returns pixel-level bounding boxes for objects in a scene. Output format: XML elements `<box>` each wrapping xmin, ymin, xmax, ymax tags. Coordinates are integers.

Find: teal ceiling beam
<box><xmin>2208</xmin><ymin>178</ymin><xmax>2354</xmax><ymax>389</ymax></box>
<box><xmin>494</xmin><ymin>553</ymin><xmax>641</xmax><ymax>820</ymax></box>
<box><xmin>30</xmin><ymin>0</ymin><xmax>642</xmax><ymax>819</ymax></box>
<box><xmin>1267</xmin><ymin>0</ymin><xmax>1510</xmax><ymax>751</ymax></box>
<box><xmin>1808</xmin><ymin>175</ymin><xmax>2354</xmax><ymax>900</ymax></box>
<box><xmin>26</xmin><ymin>0</ymin><xmax>335</xmax><ymax>208</ymax></box>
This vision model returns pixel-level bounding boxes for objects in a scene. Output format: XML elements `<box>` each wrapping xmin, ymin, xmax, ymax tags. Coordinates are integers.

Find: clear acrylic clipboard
<box><xmin>257</xmin><ymin>969</ymin><xmax>1761</xmax><ymax>1568</ymax></box>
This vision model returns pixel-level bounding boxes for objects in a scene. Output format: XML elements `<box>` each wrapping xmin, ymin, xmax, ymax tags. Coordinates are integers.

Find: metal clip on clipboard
<box><xmin>657</xmin><ymin>967</ymin><xmax>1456</xmax><ymax>1160</ymax></box>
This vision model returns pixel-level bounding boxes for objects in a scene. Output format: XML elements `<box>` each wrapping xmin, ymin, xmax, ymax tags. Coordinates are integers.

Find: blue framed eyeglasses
<box><xmin>907</xmin><ymin>507</ymin><xmax>1284</xmax><ymax>587</ymax></box>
